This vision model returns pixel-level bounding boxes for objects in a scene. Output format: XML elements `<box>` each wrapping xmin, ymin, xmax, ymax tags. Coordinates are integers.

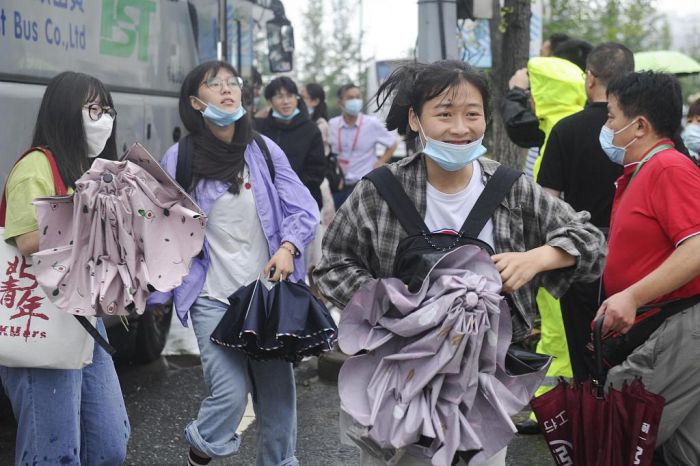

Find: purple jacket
<box><xmin>149</xmin><ymin>135</ymin><xmax>320</xmax><ymax>326</ymax></box>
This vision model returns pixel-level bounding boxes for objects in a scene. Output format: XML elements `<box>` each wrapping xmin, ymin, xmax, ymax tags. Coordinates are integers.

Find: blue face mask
<box><xmin>272</xmin><ymin>108</ymin><xmax>300</xmax><ymax>121</ymax></box>
<box><xmin>599</xmin><ymin>119</ymin><xmax>638</xmax><ymax>165</ymax></box>
<box><xmin>417</xmin><ymin>119</ymin><xmax>487</xmax><ymax>171</ymax></box>
<box><xmin>682</xmin><ymin>123</ymin><xmax>700</xmax><ymax>154</ymax></box>
<box><xmin>194</xmin><ymin>97</ymin><xmax>246</xmax><ymax>127</ymax></box>
<box><xmin>343</xmin><ymin>99</ymin><xmax>363</xmax><ymax>117</ymax></box>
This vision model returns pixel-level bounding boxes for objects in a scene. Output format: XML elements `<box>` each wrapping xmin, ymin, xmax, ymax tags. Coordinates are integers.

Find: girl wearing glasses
<box><xmin>147</xmin><ymin>61</ymin><xmax>319</xmax><ymax>466</ymax></box>
<box><xmin>0</xmin><ymin>71</ymin><xmax>129</xmax><ymax>465</ymax></box>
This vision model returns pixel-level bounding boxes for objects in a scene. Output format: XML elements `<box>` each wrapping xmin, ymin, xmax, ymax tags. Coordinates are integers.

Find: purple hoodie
<box><xmin>148</xmin><ymin>135</ymin><xmax>320</xmax><ymax>326</ymax></box>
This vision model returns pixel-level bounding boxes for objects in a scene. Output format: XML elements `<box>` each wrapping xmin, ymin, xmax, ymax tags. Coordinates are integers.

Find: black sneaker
<box><xmin>515</xmin><ymin>419</ymin><xmax>541</xmax><ymax>435</ymax></box>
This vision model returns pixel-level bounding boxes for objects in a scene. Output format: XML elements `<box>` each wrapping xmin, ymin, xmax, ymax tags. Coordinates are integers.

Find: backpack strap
<box><xmin>175</xmin><ymin>133</ymin><xmax>276</xmax><ymax>191</ymax></box>
<box><xmin>363</xmin><ymin>166</ymin><xmax>428</xmax><ymax>236</ymax></box>
<box><xmin>175</xmin><ymin>134</ymin><xmax>194</xmax><ymax>192</ymax></box>
<box><xmin>253</xmin><ymin>132</ymin><xmax>276</xmax><ymax>182</ymax></box>
<box><xmin>460</xmin><ymin>165</ymin><xmax>521</xmax><ymax>238</ymax></box>
<box><xmin>0</xmin><ymin>147</ymin><xmax>67</xmax><ymax>227</ymax></box>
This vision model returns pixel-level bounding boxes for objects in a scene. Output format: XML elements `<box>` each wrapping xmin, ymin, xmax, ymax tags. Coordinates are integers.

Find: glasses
<box><xmin>202</xmin><ymin>76</ymin><xmax>243</xmax><ymax>91</ymax></box>
<box><xmin>83</xmin><ymin>104</ymin><xmax>117</xmax><ymax>121</ymax></box>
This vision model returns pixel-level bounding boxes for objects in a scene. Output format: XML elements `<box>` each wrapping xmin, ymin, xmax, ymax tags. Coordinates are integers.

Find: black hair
<box><xmin>337</xmin><ymin>83</ymin><xmax>360</xmax><ymax>100</ymax></box>
<box><xmin>251</xmin><ymin>66</ymin><xmax>263</xmax><ymax>88</ymax></box>
<box><xmin>179</xmin><ymin>60</ymin><xmax>253</xmax><ymax>144</ymax></box>
<box><xmin>32</xmin><ymin>71</ymin><xmax>117</xmax><ymax>189</ymax></box>
<box><xmin>586</xmin><ymin>42</ymin><xmax>635</xmax><ymax>87</ymax></box>
<box><xmin>607</xmin><ymin>71</ymin><xmax>682</xmax><ymax>140</ymax></box>
<box><xmin>548</xmin><ymin>33</ymin><xmax>571</xmax><ymax>52</ymax></box>
<box><xmin>263</xmin><ymin>76</ymin><xmax>309</xmax><ymax>117</ymax></box>
<box><xmin>689</xmin><ymin>98</ymin><xmax>700</xmax><ymax>119</ymax></box>
<box><xmin>305</xmin><ymin>82</ymin><xmax>329</xmax><ymax>121</ymax></box>
<box><xmin>374</xmin><ymin>60</ymin><xmax>490</xmax><ymax>143</ymax></box>
<box><xmin>552</xmin><ymin>39</ymin><xmax>593</xmax><ymax>71</ymax></box>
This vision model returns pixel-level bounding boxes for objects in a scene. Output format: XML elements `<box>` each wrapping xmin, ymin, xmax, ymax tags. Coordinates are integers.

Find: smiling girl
<box><xmin>314</xmin><ymin>60</ymin><xmax>605</xmax><ymax>465</ymax></box>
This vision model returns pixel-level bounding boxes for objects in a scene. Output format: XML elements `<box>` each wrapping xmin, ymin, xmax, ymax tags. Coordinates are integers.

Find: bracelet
<box><xmin>280</xmin><ymin>243</ymin><xmax>297</xmax><ymax>257</ymax></box>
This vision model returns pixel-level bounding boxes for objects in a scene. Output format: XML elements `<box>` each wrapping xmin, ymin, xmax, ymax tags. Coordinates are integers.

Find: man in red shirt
<box><xmin>597</xmin><ymin>71</ymin><xmax>700</xmax><ymax>465</ymax></box>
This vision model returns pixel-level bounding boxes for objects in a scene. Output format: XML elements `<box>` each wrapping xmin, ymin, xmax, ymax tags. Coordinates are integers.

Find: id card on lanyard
<box><xmin>337</xmin><ymin>115</ymin><xmax>363</xmax><ymax>171</ymax></box>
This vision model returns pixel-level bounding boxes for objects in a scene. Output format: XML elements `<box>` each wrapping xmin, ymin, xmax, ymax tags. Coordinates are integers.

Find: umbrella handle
<box><xmin>592</xmin><ymin>315</ymin><xmax>606</xmax><ymax>397</ymax></box>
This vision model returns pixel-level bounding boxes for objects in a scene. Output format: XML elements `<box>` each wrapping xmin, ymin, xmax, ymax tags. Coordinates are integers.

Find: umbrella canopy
<box><xmin>338</xmin><ymin>245</ymin><xmax>550</xmax><ymax>466</ymax></box>
<box><xmin>634</xmin><ymin>50</ymin><xmax>700</xmax><ymax>76</ymax></box>
<box><xmin>210</xmin><ymin>278</ymin><xmax>338</xmax><ymax>363</ymax></box>
<box><xmin>32</xmin><ymin>143</ymin><xmax>207</xmax><ymax>317</ymax></box>
<box><xmin>531</xmin><ymin>316</ymin><xmax>665</xmax><ymax>466</ymax></box>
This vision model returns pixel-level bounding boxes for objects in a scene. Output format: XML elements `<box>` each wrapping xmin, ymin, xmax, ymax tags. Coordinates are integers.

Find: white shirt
<box><xmin>424</xmin><ymin>162</ymin><xmax>495</xmax><ymax>249</ymax></box>
<box><xmin>201</xmin><ymin>169</ymin><xmax>270</xmax><ymax>304</ymax></box>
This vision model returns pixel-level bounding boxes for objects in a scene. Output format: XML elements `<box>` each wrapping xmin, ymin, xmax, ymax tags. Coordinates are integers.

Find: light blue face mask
<box><xmin>599</xmin><ymin>119</ymin><xmax>638</xmax><ymax>165</ymax></box>
<box><xmin>417</xmin><ymin>119</ymin><xmax>487</xmax><ymax>171</ymax></box>
<box><xmin>682</xmin><ymin>123</ymin><xmax>700</xmax><ymax>154</ymax></box>
<box><xmin>272</xmin><ymin>108</ymin><xmax>301</xmax><ymax>121</ymax></box>
<box><xmin>194</xmin><ymin>97</ymin><xmax>246</xmax><ymax>127</ymax></box>
<box><xmin>343</xmin><ymin>98</ymin><xmax>363</xmax><ymax>117</ymax></box>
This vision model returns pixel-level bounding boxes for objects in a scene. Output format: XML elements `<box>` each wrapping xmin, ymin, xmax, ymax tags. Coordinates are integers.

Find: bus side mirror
<box><xmin>266</xmin><ymin>19</ymin><xmax>294</xmax><ymax>72</ymax></box>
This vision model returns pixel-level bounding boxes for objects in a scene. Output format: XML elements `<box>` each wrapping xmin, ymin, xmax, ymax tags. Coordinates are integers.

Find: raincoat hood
<box><xmin>528</xmin><ymin>56</ymin><xmax>586</xmax><ymax>139</ymax></box>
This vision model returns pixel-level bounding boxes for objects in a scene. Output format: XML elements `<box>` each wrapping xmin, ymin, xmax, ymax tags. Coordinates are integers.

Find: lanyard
<box><xmin>337</xmin><ymin>114</ymin><xmax>363</xmax><ymax>157</ymax></box>
<box><xmin>629</xmin><ymin>143</ymin><xmax>673</xmax><ymax>184</ymax></box>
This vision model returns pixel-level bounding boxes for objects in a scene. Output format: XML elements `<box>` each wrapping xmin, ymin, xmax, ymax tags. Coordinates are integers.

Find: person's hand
<box><xmin>491</xmin><ymin>250</ymin><xmax>541</xmax><ymax>293</ymax></box>
<box><xmin>595</xmin><ymin>290</ymin><xmax>639</xmax><ymax>336</ymax></box>
<box><xmin>263</xmin><ymin>243</ymin><xmax>296</xmax><ymax>281</ymax></box>
<box><xmin>509</xmin><ymin>68</ymin><xmax>530</xmax><ymax>91</ymax></box>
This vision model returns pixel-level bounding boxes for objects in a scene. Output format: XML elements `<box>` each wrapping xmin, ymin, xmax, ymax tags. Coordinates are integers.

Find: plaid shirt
<box><xmin>314</xmin><ymin>154</ymin><xmax>606</xmax><ymax>343</ymax></box>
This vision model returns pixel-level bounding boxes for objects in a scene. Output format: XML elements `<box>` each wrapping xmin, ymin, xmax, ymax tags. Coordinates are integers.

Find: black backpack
<box><xmin>363</xmin><ymin>164</ymin><xmax>521</xmax><ymax>292</ymax></box>
<box><xmin>175</xmin><ymin>132</ymin><xmax>275</xmax><ymax>192</ymax></box>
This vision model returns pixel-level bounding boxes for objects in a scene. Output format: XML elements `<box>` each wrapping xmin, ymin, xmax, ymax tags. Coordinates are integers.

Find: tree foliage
<box><xmin>298</xmin><ymin>0</ymin><xmax>364</xmax><ymax>114</ymax></box>
<box><xmin>543</xmin><ymin>0</ymin><xmax>671</xmax><ymax>52</ymax></box>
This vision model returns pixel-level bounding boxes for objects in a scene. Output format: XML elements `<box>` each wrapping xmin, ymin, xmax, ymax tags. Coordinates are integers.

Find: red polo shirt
<box><xmin>604</xmin><ymin>141</ymin><xmax>700</xmax><ymax>302</ymax></box>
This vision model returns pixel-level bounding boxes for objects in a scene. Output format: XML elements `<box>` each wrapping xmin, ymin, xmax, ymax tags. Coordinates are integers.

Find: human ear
<box><xmin>190</xmin><ymin>96</ymin><xmax>204</xmax><ymax>112</ymax></box>
<box><xmin>408</xmin><ymin>107</ymin><xmax>420</xmax><ymax>133</ymax></box>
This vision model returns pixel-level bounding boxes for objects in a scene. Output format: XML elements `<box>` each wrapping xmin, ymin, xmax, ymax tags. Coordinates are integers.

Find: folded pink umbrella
<box><xmin>32</xmin><ymin>143</ymin><xmax>206</xmax><ymax>317</ymax></box>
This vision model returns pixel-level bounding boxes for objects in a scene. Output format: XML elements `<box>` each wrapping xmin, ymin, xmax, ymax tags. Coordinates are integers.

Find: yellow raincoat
<box><xmin>527</xmin><ymin>57</ymin><xmax>586</xmax><ymax>414</ymax></box>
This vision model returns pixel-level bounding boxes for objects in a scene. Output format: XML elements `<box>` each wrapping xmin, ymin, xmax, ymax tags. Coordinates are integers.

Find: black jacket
<box><xmin>255</xmin><ymin>112</ymin><xmax>326</xmax><ymax>208</ymax></box>
<box><xmin>500</xmin><ymin>87</ymin><xmax>546</xmax><ymax>149</ymax></box>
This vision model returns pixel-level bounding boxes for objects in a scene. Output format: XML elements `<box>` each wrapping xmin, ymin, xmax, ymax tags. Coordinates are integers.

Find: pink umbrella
<box><xmin>32</xmin><ymin>143</ymin><xmax>206</xmax><ymax>317</ymax></box>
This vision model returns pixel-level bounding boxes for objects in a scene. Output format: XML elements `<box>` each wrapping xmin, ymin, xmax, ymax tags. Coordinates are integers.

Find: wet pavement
<box><xmin>0</xmin><ymin>356</ymin><xmax>553</xmax><ymax>465</ymax></box>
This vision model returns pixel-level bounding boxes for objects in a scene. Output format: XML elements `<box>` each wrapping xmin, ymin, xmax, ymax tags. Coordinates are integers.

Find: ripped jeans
<box><xmin>185</xmin><ymin>297</ymin><xmax>298</xmax><ymax>466</ymax></box>
<box><xmin>0</xmin><ymin>319</ymin><xmax>129</xmax><ymax>466</ymax></box>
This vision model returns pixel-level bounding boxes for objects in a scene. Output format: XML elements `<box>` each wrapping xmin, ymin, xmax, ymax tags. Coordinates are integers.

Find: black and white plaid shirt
<box><xmin>314</xmin><ymin>154</ymin><xmax>607</xmax><ymax>343</ymax></box>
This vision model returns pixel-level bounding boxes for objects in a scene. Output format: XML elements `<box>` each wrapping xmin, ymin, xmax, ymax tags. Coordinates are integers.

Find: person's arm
<box><xmin>313</xmin><ymin>180</ymin><xmax>379</xmax><ymax>308</ymax></box>
<box><xmin>596</xmin><ymin>234</ymin><xmax>700</xmax><ymax>334</ymax></box>
<box><xmin>15</xmin><ymin>231</ymin><xmax>40</xmax><ymax>256</ymax></box>
<box><xmin>501</xmin><ymin>87</ymin><xmax>546</xmax><ymax>149</ymax></box>
<box><xmin>374</xmin><ymin>142</ymin><xmax>398</xmax><ymax>168</ymax></box>
<box><xmin>492</xmin><ymin>175</ymin><xmax>606</xmax><ymax>294</ymax></box>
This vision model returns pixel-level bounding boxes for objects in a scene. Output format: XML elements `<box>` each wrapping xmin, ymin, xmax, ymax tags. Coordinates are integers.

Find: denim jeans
<box><xmin>0</xmin><ymin>319</ymin><xmax>129</xmax><ymax>466</ymax></box>
<box><xmin>186</xmin><ymin>297</ymin><xmax>298</xmax><ymax>466</ymax></box>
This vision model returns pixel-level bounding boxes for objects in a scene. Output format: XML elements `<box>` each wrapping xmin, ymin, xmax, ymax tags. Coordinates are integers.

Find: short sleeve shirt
<box><xmin>328</xmin><ymin>113</ymin><xmax>397</xmax><ymax>184</ymax></box>
<box><xmin>3</xmin><ymin>151</ymin><xmax>70</xmax><ymax>241</ymax></box>
<box><xmin>604</xmin><ymin>145</ymin><xmax>700</xmax><ymax>301</ymax></box>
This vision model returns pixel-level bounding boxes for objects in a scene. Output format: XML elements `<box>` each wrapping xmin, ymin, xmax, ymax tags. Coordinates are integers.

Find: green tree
<box><xmin>299</xmin><ymin>0</ymin><xmax>327</xmax><ymax>83</ymax></box>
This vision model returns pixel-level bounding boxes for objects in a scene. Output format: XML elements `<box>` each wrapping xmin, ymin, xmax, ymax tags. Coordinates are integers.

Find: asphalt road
<box><xmin>0</xmin><ymin>356</ymin><xmax>553</xmax><ymax>466</ymax></box>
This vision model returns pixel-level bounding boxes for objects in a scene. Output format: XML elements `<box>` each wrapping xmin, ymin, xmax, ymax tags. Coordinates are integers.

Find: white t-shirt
<box><xmin>201</xmin><ymin>168</ymin><xmax>270</xmax><ymax>304</ymax></box>
<box><xmin>424</xmin><ymin>162</ymin><xmax>495</xmax><ymax>250</ymax></box>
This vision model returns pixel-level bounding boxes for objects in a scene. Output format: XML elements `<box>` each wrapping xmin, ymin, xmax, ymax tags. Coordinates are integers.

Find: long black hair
<box><xmin>179</xmin><ymin>60</ymin><xmax>253</xmax><ymax>194</ymax></box>
<box><xmin>31</xmin><ymin>71</ymin><xmax>117</xmax><ymax>188</ymax></box>
<box><xmin>264</xmin><ymin>76</ymin><xmax>309</xmax><ymax>118</ymax></box>
<box><xmin>305</xmin><ymin>82</ymin><xmax>329</xmax><ymax>121</ymax></box>
<box><xmin>374</xmin><ymin>60</ymin><xmax>490</xmax><ymax>144</ymax></box>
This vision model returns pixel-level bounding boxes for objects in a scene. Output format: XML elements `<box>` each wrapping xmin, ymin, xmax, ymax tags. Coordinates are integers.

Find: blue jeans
<box><xmin>0</xmin><ymin>319</ymin><xmax>129</xmax><ymax>466</ymax></box>
<box><xmin>186</xmin><ymin>297</ymin><xmax>298</xmax><ymax>466</ymax></box>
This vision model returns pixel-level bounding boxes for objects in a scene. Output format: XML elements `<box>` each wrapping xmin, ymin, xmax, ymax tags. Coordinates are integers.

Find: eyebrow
<box><xmin>434</xmin><ymin>102</ymin><xmax>483</xmax><ymax>109</ymax></box>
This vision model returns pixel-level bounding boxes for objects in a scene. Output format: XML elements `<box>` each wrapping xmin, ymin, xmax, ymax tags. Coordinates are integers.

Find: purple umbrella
<box><xmin>338</xmin><ymin>245</ymin><xmax>549</xmax><ymax>465</ymax></box>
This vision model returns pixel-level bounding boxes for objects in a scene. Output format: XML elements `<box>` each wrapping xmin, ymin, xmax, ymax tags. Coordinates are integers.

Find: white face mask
<box><xmin>82</xmin><ymin>109</ymin><xmax>114</xmax><ymax>158</ymax></box>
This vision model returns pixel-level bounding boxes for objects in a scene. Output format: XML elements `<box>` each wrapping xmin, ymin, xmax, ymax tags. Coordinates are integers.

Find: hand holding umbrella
<box><xmin>264</xmin><ymin>241</ymin><xmax>296</xmax><ymax>281</ymax></box>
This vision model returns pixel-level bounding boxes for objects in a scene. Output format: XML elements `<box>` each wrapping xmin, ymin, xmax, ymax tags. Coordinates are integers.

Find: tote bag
<box><xmin>0</xmin><ymin>148</ymin><xmax>95</xmax><ymax>369</ymax></box>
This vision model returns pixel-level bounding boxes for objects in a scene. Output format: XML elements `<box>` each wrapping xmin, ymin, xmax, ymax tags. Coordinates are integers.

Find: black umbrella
<box><xmin>210</xmin><ymin>278</ymin><xmax>337</xmax><ymax>362</ymax></box>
